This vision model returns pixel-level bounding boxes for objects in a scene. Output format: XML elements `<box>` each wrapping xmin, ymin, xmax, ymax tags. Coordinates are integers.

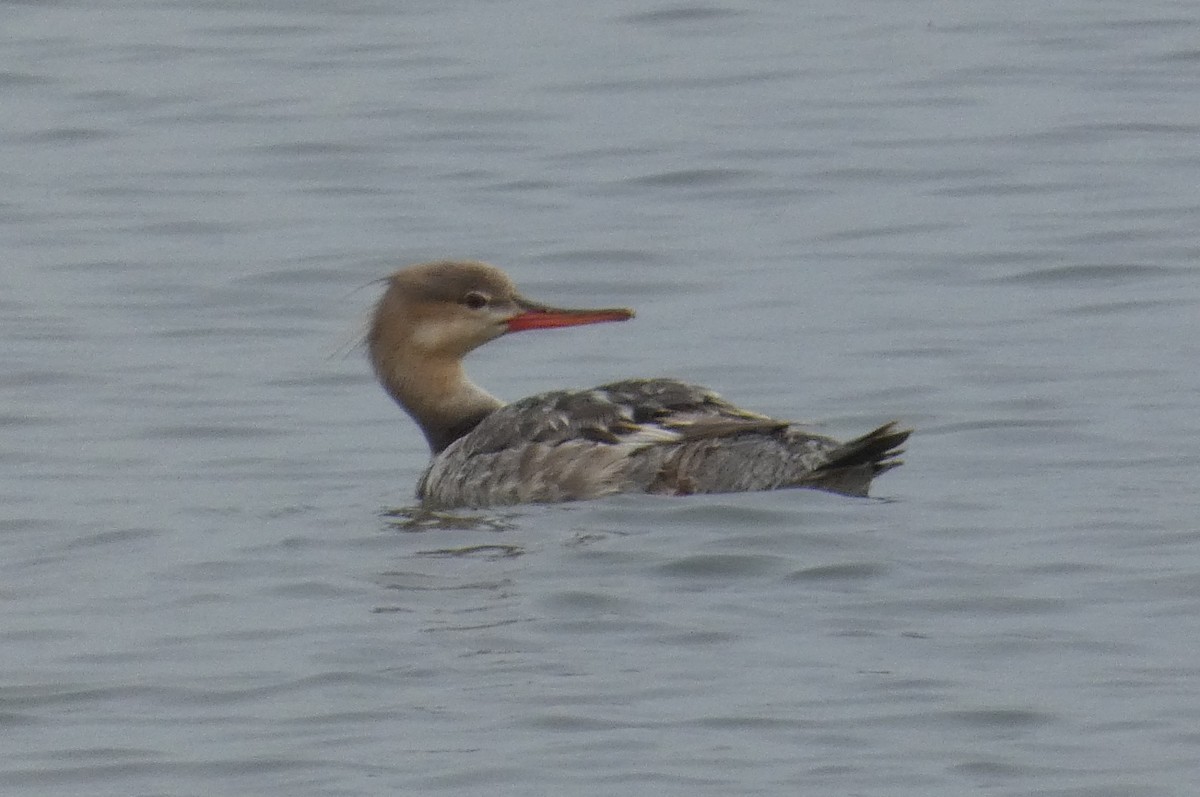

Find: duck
<box><xmin>368</xmin><ymin>260</ymin><xmax>909</xmax><ymax>507</ymax></box>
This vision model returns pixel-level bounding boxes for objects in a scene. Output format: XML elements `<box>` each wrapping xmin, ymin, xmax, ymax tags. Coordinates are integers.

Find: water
<box><xmin>4</xmin><ymin>1</ymin><xmax>1200</xmax><ymax>794</ymax></box>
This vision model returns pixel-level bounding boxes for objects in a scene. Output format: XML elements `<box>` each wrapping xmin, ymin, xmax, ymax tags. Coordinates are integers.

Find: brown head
<box><xmin>368</xmin><ymin>260</ymin><xmax>635</xmax><ymax>452</ymax></box>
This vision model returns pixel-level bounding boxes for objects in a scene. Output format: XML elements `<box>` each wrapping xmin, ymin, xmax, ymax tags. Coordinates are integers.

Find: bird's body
<box><xmin>368</xmin><ymin>260</ymin><xmax>909</xmax><ymax>508</ymax></box>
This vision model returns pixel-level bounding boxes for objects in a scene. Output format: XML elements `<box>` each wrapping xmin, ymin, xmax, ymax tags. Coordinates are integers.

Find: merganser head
<box><xmin>368</xmin><ymin>260</ymin><xmax>634</xmax><ymax>452</ymax></box>
<box><xmin>369</xmin><ymin>260</ymin><xmax>634</xmax><ymax>361</ymax></box>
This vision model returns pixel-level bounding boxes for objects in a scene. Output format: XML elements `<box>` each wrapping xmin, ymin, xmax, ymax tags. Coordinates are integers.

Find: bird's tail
<box><xmin>801</xmin><ymin>421</ymin><xmax>911</xmax><ymax>497</ymax></box>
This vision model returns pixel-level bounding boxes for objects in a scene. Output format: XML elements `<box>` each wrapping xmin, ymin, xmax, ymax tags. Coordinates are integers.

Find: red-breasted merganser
<box><xmin>368</xmin><ymin>260</ymin><xmax>910</xmax><ymax>508</ymax></box>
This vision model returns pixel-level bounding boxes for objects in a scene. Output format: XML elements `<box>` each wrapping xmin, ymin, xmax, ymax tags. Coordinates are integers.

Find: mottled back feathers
<box><xmin>417</xmin><ymin>378</ymin><xmax>908</xmax><ymax>507</ymax></box>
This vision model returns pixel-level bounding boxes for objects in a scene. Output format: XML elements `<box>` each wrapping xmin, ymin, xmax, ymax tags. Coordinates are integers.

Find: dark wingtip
<box><xmin>799</xmin><ymin>423</ymin><xmax>911</xmax><ymax>497</ymax></box>
<box><xmin>815</xmin><ymin>422</ymin><xmax>912</xmax><ymax>473</ymax></box>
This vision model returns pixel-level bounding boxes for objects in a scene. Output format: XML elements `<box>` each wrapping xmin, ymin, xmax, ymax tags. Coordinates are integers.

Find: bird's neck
<box><xmin>376</xmin><ymin>353</ymin><xmax>502</xmax><ymax>454</ymax></box>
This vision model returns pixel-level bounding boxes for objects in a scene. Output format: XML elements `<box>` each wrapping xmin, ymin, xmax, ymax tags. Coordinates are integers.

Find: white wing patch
<box><xmin>613</xmin><ymin>424</ymin><xmax>685</xmax><ymax>446</ymax></box>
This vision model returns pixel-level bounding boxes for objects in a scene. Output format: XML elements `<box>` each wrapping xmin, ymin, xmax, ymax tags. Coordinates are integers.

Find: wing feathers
<box><xmin>421</xmin><ymin>379</ymin><xmax>911</xmax><ymax>506</ymax></box>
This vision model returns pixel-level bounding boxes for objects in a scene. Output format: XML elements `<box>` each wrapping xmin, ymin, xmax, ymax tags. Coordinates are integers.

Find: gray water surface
<box><xmin>4</xmin><ymin>1</ymin><xmax>1200</xmax><ymax>795</ymax></box>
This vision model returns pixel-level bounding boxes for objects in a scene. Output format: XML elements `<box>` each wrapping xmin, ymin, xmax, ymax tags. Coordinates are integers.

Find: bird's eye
<box><xmin>462</xmin><ymin>291</ymin><xmax>489</xmax><ymax>310</ymax></box>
